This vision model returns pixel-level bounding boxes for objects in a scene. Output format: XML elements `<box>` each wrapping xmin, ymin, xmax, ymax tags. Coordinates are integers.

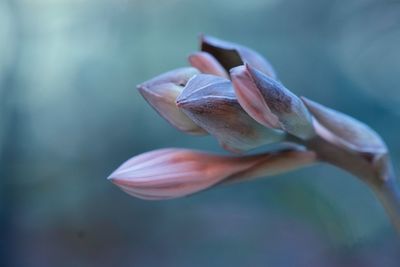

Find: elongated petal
<box><xmin>201</xmin><ymin>35</ymin><xmax>277</xmax><ymax>78</ymax></box>
<box><xmin>108</xmin><ymin>148</ymin><xmax>317</xmax><ymax>200</ymax></box>
<box><xmin>188</xmin><ymin>51</ymin><xmax>229</xmax><ymax>78</ymax></box>
<box><xmin>176</xmin><ymin>74</ymin><xmax>284</xmax><ymax>152</ymax></box>
<box><xmin>301</xmin><ymin>97</ymin><xmax>387</xmax><ymax>155</ymax></box>
<box><xmin>244</xmin><ymin>64</ymin><xmax>315</xmax><ymax>139</ymax></box>
<box><xmin>137</xmin><ymin>68</ymin><xmax>207</xmax><ymax>135</ymax></box>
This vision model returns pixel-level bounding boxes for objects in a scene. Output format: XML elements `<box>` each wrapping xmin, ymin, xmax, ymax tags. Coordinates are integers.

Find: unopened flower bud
<box><xmin>188</xmin><ymin>51</ymin><xmax>229</xmax><ymax>78</ymax></box>
<box><xmin>230</xmin><ymin>65</ymin><xmax>281</xmax><ymax>129</ymax></box>
<box><xmin>201</xmin><ymin>35</ymin><xmax>277</xmax><ymax>78</ymax></box>
<box><xmin>176</xmin><ymin>74</ymin><xmax>284</xmax><ymax>153</ymax></box>
<box><xmin>301</xmin><ymin>97</ymin><xmax>387</xmax><ymax>154</ymax></box>
<box><xmin>137</xmin><ymin>68</ymin><xmax>207</xmax><ymax>135</ymax></box>
<box><xmin>301</xmin><ymin>97</ymin><xmax>392</xmax><ymax>183</ymax></box>
<box><xmin>236</xmin><ymin>64</ymin><xmax>315</xmax><ymax>140</ymax></box>
<box><xmin>108</xmin><ymin>148</ymin><xmax>317</xmax><ymax>200</ymax></box>
<box><xmin>302</xmin><ymin>96</ymin><xmax>387</xmax><ymax>151</ymax></box>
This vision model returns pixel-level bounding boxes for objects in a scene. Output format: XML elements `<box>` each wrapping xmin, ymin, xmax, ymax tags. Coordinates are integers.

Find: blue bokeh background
<box><xmin>1</xmin><ymin>0</ymin><xmax>400</xmax><ymax>266</ymax></box>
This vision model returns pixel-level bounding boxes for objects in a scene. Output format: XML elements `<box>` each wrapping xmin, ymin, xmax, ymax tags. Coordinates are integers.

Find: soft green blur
<box><xmin>1</xmin><ymin>0</ymin><xmax>400</xmax><ymax>266</ymax></box>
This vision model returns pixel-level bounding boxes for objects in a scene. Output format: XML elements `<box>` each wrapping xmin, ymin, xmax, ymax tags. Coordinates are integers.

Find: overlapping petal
<box><xmin>177</xmin><ymin>74</ymin><xmax>285</xmax><ymax>152</ymax></box>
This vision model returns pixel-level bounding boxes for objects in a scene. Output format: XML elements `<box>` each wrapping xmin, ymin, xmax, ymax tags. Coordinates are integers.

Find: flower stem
<box><xmin>287</xmin><ymin>134</ymin><xmax>400</xmax><ymax>234</ymax></box>
<box><xmin>371</xmin><ymin>176</ymin><xmax>400</xmax><ymax>234</ymax></box>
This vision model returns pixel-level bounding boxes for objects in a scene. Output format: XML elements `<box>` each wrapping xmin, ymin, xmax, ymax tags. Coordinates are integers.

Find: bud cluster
<box><xmin>109</xmin><ymin>35</ymin><xmax>395</xmax><ymax>204</ymax></box>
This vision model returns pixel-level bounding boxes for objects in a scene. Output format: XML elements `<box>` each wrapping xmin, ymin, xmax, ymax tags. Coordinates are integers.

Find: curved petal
<box><xmin>188</xmin><ymin>51</ymin><xmax>229</xmax><ymax>78</ymax></box>
<box><xmin>231</xmin><ymin>65</ymin><xmax>281</xmax><ymax>129</ymax></box>
<box><xmin>244</xmin><ymin>64</ymin><xmax>315</xmax><ymax>140</ymax></box>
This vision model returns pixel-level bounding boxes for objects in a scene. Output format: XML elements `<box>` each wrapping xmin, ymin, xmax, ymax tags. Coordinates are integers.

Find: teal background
<box><xmin>1</xmin><ymin>0</ymin><xmax>400</xmax><ymax>266</ymax></box>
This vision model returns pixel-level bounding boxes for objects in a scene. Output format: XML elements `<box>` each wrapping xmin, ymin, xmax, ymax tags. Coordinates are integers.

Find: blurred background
<box><xmin>1</xmin><ymin>0</ymin><xmax>400</xmax><ymax>266</ymax></box>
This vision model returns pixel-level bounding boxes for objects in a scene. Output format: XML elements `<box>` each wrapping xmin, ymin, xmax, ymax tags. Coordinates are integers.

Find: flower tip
<box><xmin>198</xmin><ymin>32</ymin><xmax>206</xmax><ymax>42</ymax></box>
<box><xmin>300</xmin><ymin>96</ymin><xmax>315</xmax><ymax>108</ymax></box>
<box><xmin>107</xmin><ymin>167</ymin><xmax>122</xmax><ymax>182</ymax></box>
<box><xmin>136</xmin><ymin>69</ymin><xmax>207</xmax><ymax>135</ymax></box>
<box><xmin>229</xmin><ymin>65</ymin><xmax>245</xmax><ymax>75</ymax></box>
<box><xmin>107</xmin><ymin>170</ymin><xmax>118</xmax><ymax>181</ymax></box>
<box><xmin>244</xmin><ymin>62</ymin><xmax>261</xmax><ymax>79</ymax></box>
<box><xmin>188</xmin><ymin>51</ymin><xmax>229</xmax><ymax>78</ymax></box>
<box><xmin>175</xmin><ymin>98</ymin><xmax>189</xmax><ymax>108</ymax></box>
<box><xmin>136</xmin><ymin>84</ymin><xmax>150</xmax><ymax>96</ymax></box>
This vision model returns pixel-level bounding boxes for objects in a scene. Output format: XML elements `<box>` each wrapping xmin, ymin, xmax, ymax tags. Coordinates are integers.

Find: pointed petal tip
<box><xmin>198</xmin><ymin>32</ymin><xmax>205</xmax><ymax>41</ymax></box>
<box><xmin>245</xmin><ymin>62</ymin><xmax>276</xmax><ymax>81</ymax></box>
<box><xmin>229</xmin><ymin>65</ymin><xmax>246</xmax><ymax>75</ymax></box>
<box><xmin>136</xmin><ymin>83</ymin><xmax>145</xmax><ymax>91</ymax></box>
<box><xmin>107</xmin><ymin>169</ymin><xmax>121</xmax><ymax>182</ymax></box>
<box><xmin>300</xmin><ymin>96</ymin><xmax>316</xmax><ymax>107</ymax></box>
<box><xmin>188</xmin><ymin>52</ymin><xmax>229</xmax><ymax>78</ymax></box>
<box><xmin>175</xmin><ymin>98</ymin><xmax>189</xmax><ymax>108</ymax></box>
<box><xmin>245</xmin><ymin>62</ymin><xmax>261</xmax><ymax>78</ymax></box>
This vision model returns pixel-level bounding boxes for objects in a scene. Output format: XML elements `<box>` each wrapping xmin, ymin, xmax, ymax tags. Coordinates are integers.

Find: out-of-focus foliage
<box><xmin>1</xmin><ymin>0</ymin><xmax>400</xmax><ymax>266</ymax></box>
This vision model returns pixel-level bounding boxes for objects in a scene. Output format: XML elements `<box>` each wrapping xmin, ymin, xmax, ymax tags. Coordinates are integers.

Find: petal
<box><xmin>177</xmin><ymin>74</ymin><xmax>285</xmax><ymax>152</ymax></box>
<box><xmin>108</xmin><ymin>148</ymin><xmax>256</xmax><ymax>199</ymax></box>
<box><xmin>230</xmin><ymin>65</ymin><xmax>281</xmax><ymax>129</ymax></box>
<box><xmin>188</xmin><ymin>51</ymin><xmax>229</xmax><ymax>78</ymax></box>
<box><xmin>108</xmin><ymin>148</ymin><xmax>317</xmax><ymax>200</ymax></box>
<box><xmin>245</xmin><ymin>64</ymin><xmax>315</xmax><ymax>140</ymax></box>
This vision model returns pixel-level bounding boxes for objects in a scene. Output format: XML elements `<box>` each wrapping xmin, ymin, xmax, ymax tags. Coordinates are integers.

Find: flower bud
<box><xmin>200</xmin><ymin>35</ymin><xmax>277</xmax><ymax>78</ymax></box>
<box><xmin>108</xmin><ymin>148</ymin><xmax>317</xmax><ymax>200</ymax></box>
<box><xmin>137</xmin><ymin>68</ymin><xmax>207</xmax><ymax>135</ymax></box>
<box><xmin>301</xmin><ymin>97</ymin><xmax>387</xmax><ymax>155</ymax></box>
<box><xmin>235</xmin><ymin>64</ymin><xmax>315</xmax><ymax>140</ymax></box>
<box><xmin>176</xmin><ymin>74</ymin><xmax>284</xmax><ymax>153</ymax></box>
<box><xmin>301</xmin><ymin>97</ymin><xmax>391</xmax><ymax>183</ymax></box>
<box><xmin>188</xmin><ymin>51</ymin><xmax>229</xmax><ymax>78</ymax></box>
<box><xmin>230</xmin><ymin>65</ymin><xmax>281</xmax><ymax>129</ymax></box>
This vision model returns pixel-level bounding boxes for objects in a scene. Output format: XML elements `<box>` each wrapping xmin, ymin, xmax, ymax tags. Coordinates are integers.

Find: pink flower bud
<box><xmin>230</xmin><ymin>65</ymin><xmax>281</xmax><ymax>129</ymax></box>
<box><xmin>176</xmin><ymin>74</ymin><xmax>284</xmax><ymax>153</ymax></box>
<box><xmin>137</xmin><ymin>68</ymin><xmax>207</xmax><ymax>135</ymax></box>
<box><xmin>301</xmin><ymin>97</ymin><xmax>387</xmax><ymax>155</ymax></box>
<box><xmin>108</xmin><ymin>148</ymin><xmax>317</xmax><ymax>200</ymax></box>
<box><xmin>200</xmin><ymin>35</ymin><xmax>277</xmax><ymax>78</ymax></box>
<box><xmin>233</xmin><ymin>64</ymin><xmax>315</xmax><ymax>140</ymax></box>
<box><xmin>301</xmin><ymin>97</ymin><xmax>391</xmax><ymax>183</ymax></box>
<box><xmin>188</xmin><ymin>51</ymin><xmax>229</xmax><ymax>78</ymax></box>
